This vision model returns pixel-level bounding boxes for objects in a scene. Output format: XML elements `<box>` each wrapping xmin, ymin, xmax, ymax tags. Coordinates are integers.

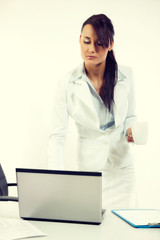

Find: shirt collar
<box><xmin>69</xmin><ymin>62</ymin><xmax>126</xmax><ymax>83</ymax></box>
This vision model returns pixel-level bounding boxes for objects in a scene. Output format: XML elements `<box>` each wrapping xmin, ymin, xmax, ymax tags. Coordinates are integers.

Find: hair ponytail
<box><xmin>102</xmin><ymin>50</ymin><xmax>118</xmax><ymax>111</ymax></box>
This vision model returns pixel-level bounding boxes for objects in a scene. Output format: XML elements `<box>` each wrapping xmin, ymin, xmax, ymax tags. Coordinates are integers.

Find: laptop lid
<box><xmin>16</xmin><ymin>168</ymin><xmax>104</xmax><ymax>225</ymax></box>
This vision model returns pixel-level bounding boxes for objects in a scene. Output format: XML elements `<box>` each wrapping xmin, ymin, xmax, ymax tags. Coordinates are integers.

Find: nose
<box><xmin>88</xmin><ymin>43</ymin><xmax>96</xmax><ymax>53</ymax></box>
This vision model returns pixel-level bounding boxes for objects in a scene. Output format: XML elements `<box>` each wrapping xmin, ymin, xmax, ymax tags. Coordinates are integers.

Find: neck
<box><xmin>85</xmin><ymin>62</ymin><xmax>106</xmax><ymax>82</ymax></box>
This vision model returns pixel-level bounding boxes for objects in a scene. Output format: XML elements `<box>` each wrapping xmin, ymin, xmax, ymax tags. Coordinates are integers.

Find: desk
<box><xmin>0</xmin><ymin>202</ymin><xmax>159</xmax><ymax>240</ymax></box>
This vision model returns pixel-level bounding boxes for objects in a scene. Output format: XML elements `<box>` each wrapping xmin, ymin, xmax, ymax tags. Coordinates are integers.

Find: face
<box><xmin>79</xmin><ymin>24</ymin><xmax>113</xmax><ymax>66</ymax></box>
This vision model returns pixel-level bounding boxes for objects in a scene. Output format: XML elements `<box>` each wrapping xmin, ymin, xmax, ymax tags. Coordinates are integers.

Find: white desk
<box><xmin>0</xmin><ymin>202</ymin><xmax>159</xmax><ymax>240</ymax></box>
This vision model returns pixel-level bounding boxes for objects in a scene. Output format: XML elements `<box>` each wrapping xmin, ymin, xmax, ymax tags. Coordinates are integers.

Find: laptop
<box><xmin>16</xmin><ymin>168</ymin><xmax>105</xmax><ymax>225</ymax></box>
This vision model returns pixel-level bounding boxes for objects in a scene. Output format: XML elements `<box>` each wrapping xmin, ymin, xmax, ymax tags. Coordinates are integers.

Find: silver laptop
<box><xmin>16</xmin><ymin>168</ymin><xmax>105</xmax><ymax>225</ymax></box>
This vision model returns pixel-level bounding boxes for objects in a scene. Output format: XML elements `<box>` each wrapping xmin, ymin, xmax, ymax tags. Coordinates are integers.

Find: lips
<box><xmin>87</xmin><ymin>56</ymin><xmax>97</xmax><ymax>59</ymax></box>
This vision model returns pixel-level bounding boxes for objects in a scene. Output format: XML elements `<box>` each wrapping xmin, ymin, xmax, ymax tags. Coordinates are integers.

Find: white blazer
<box><xmin>48</xmin><ymin>63</ymin><xmax>137</xmax><ymax>171</ymax></box>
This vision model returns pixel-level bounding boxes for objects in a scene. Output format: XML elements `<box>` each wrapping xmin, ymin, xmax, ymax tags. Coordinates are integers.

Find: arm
<box><xmin>48</xmin><ymin>77</ymin><xmax>69</xmax><ymax>169</ymax></box>
<box><xmin>123</xmin><ymin>68</ymin><xmax>137</xmax><ymax>142</ymax></box>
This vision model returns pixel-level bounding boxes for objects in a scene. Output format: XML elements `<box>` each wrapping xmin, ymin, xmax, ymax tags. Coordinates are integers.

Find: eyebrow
<box><xmin>83</xmin><ymin>36</ymin><xmax>91</xmax><ymax>39</ymax></box>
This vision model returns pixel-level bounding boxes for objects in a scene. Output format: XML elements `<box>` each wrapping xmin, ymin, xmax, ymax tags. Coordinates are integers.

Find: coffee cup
<box><xmin>131</xmin><ymin>121</ymin><xmax>148</xmax><ymax>145</ymax></box>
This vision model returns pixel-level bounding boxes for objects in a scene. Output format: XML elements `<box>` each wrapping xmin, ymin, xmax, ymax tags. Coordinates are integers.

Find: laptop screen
<box><xmin>16</xmin><ymin>168</ymin><xmax>103</xmax><ymax>224</ymax></box>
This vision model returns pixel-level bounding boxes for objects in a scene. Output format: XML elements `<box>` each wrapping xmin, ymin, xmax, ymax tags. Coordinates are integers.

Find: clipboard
<box><xmin>112</xmin><ymin>209</ymin><xmax>160</xmax><ymax>228</ymax></box>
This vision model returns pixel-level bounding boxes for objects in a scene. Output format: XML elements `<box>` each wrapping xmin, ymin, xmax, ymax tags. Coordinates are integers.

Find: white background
<box><xmin>0</xmin><ymin>0</ymin><xmax>160</xmax><ymax>208</ymax></box>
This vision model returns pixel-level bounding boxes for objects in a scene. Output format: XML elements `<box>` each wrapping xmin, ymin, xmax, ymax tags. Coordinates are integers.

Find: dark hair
<box><xmin>81</xmin><ymin>14</ymin><xmax>118</xmax><ymax>111</ymax></box>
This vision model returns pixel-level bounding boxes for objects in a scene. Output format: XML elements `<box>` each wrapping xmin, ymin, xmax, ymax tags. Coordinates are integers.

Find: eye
<box><xmin>97</xmin><ymin>41</ymin><xmax>103</xmax><ymax>47</ymax></box>
<box><xmin>84</xmin><ymin>40</ymin><xmax>90</xmax><ymax>44</ymax></box>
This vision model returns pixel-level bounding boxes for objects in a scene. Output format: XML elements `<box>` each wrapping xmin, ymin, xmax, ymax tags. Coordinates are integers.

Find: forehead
<box><xmin>81</xmin><ymin>24</ymin><xmax>98</xmax><ymax>39</ymax></box>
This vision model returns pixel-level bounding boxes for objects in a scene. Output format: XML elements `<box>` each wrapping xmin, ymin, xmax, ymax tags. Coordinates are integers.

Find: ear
<box><xmin>79</xmin><ymin>35</ymin><xmax>82</xmax><ymax>44</ymax></box>
<box><xmin>108</xmin><ymin>41</ymin><xmax>114</xmax><ymax>51</ymax></box>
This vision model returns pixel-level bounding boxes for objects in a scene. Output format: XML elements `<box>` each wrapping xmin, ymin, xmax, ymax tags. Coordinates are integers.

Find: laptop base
<box><xmin>21</xmin><ymin>209</ymin><xmax>106</xmax><ymax>225</ymax></box>
<box><xmin>21</xmin><ymin>217</ymin><xmax>102</xmax><ymax>225</ymax></box>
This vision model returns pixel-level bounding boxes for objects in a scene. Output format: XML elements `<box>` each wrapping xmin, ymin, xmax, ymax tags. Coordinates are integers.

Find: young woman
<box><xmin>48</xmin><ymin>14</ymin><xmax>137</xmax><ymax>209</ymax></box>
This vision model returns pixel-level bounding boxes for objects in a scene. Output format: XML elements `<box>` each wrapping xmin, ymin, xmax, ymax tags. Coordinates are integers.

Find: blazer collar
<box><xmin>69</xmin><ymin>62</ymin><xmax>126</xmax><ymax>83</ymax></box>
<box><xmin>69</xmin><ymin>62</ymin><xmax>86</xmax><ymax>83</ymax></box>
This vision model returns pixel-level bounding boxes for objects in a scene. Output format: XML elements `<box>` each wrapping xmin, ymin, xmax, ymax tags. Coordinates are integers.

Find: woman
<box><xmin>48</xmin><ymin>14</ymin><xmax>137</xmax><ymax>209</ymax></box>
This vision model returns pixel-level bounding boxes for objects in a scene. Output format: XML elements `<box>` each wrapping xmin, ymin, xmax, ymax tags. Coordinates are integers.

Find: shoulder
<box><xmin>118</xmin><ymin>65</ymin><xmax>133</xmax><ymax>83</ymax></box>
<box><xmin>59</xmin><ymin>63</ymin><xmax>84</xmax><ymax>87</ymax></box>
<box><xmin>115</xmin><ymin>65</ymin><xmax>134</xmax><ymax>95</ymax></box>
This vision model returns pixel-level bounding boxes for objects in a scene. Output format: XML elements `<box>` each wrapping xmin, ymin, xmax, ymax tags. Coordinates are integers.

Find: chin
<box><xmin>85</xmin><ymin>61</ymin><xmax>102</xmax><ymax>67</ymax></box>
<box><xmin>85</xmin><ymin>59</ymin><xmax>99</xmax><ymax>65</ymax></box>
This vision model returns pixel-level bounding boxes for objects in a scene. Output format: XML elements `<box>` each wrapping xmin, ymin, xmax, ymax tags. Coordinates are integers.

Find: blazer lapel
<box><xmin>71</xmin><ymin>79</ymin><xmax>100</xmax><ymax>129</ymax></box>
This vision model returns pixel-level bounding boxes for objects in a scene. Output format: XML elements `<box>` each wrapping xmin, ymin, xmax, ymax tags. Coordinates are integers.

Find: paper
<box><xmin>112</xmin><ymin>209</ymin><xmax>160</xmax><ymax>226</ymax></box>
<box><xmin>0</xmin><ymin>218</ymin><xmax>47</xmax><ymax>240</ymax></box>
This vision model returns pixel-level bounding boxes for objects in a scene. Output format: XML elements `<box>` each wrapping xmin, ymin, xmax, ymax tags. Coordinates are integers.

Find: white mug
<box><xmin>131</xmin><ymin>121</ymin><xmax>148</xmax><ymax>145</ymax></box>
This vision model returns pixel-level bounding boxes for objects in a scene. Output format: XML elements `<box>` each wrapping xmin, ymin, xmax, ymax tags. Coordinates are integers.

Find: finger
<box><xmin>127</xmin><ymin>135</ymin><xmax>134</xmax><ymax>142</ymax></box>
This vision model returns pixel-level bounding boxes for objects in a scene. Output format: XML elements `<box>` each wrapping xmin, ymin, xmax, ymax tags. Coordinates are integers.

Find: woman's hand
<box><xmin>127</xmin><ymin>128</ymin><xmax>134</xmax><ymax>142</ymax></box>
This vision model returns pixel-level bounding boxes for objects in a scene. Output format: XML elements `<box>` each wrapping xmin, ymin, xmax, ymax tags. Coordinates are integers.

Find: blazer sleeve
<box><xmin>123</xmin><ymin>68</ymin><xmax>137</xmax><ymax>134</ymax></box>
<box><xmin>48</xmin><ymin>76</ymin><xmax>69</xmax><ymax>169</ymax></box>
